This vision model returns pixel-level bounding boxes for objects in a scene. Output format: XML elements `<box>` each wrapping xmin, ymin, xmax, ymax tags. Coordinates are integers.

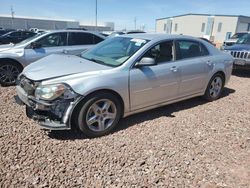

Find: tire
<box><xmin>0</xmin><ymin>61</ymin><xmax>23</xmax><ymax>86</ymax></box>
<box><xmin>73</xmin><ymin>92</ymin><xmax>122</xmax><ymax>138</ymax></box>
<box><xmin>204</xmin><ymin>73</ymin><xmax>225</xmax><ymax>102</ymax></box>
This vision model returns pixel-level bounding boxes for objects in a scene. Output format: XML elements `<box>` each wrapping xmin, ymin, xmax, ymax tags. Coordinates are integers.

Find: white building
<box><xmin>0</xmin><ymin>15</ymin><xmax>114</xmax><ymax>31</ymax></box>
<box><xmin>156</xmin><ymin>13</ymin><xmax>250</xmax><ymax>45</ymax></box>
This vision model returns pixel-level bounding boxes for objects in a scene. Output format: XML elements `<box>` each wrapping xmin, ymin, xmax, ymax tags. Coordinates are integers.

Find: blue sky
<box><xmin>1</xmin><ymin>0</ymin><xmax>250</xmax><ymax>31</ymax></box>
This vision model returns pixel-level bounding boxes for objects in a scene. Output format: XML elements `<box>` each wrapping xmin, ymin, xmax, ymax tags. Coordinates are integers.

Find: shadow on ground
<box><xmin>232</xmin><ymin>70</ymin><xmax>250</xmax><ymax>78</ymax></box>
<box><xmin>48</xmin><ymin>87</ymin><xmax>235</xmax><ymax>140</ymax></box>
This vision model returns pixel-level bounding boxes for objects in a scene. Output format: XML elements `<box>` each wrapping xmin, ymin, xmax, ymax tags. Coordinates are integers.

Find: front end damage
<box><xmin>15</xmin><ymin>76</ymin><xmax>81</xmax><ymax>130</ymax></box>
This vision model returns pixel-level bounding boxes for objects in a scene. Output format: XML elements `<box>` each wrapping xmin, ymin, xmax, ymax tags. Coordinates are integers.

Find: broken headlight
<box><xmin>35</xmin><ymin>83</ymin><xmax>68</xmax><ymax>101</ymax></box>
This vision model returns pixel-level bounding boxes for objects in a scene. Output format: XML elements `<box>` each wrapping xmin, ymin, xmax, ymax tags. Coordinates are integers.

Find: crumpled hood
<box><xmin>0</xmin><ymin>44</ymin><xmax>15</xmax><ymax>52</ymax></box>
<box><xmin>225</xmin><ymin>44</ymin><xmax>250</xmax><ymax>51</ymax></box>
<box><xmin>22</xmin><ymin>54</ymin><xmax>111</xmax><ymax>81</ymax></box>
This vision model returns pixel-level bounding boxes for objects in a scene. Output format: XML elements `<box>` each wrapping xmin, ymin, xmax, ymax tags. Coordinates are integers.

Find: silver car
<box><xmin>0</xmin><ymin>30</ymin><xmax>105</xmax><ymax>86</ymax></box>
<box><xmin>16</xmin><ymin>34</ymin><xmax>233</xmax><ymax>138</ymax></box>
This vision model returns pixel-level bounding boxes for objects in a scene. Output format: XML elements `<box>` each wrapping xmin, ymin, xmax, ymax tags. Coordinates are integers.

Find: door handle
<box><xmin>170</xmin><ymin>66</ymin><xmax>178</xmax><ymax>72</ymax></box>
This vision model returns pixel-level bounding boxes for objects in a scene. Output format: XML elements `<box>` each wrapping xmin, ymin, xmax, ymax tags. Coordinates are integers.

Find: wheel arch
<box><xmin>69</xmin><ymin>89</ymin><xmax>125</xmax><ymax>129</ymax></box>
<box><xmin>0</xmin><ymin>58</ymin><xmax>24</xmax><ymax>70</ymax></box>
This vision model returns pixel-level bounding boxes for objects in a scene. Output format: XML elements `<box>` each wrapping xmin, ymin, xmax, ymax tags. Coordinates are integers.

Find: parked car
<box><xmin>224</xmin><ymin>33</ymin><xmax>250</xmax><ymax>70</ymax></box>
<box><xmin>0</xmin><ymin>30</ymin><xmax>105</xmax><ymax>86</ymax></box>
<box><xmin>0</xmin><ymin>31</ymin><xmax>37</xmax><ymax>45</ymax></box>
<box><xmin>0</xmin><ymin>29</ymin><xmax>15</xmax><ymax>36</ymax></box>
<box><xmin>109</xmin><ymin>30</ymin><xmax>146</xmax><ymax>37</ymax></box>
<box><xmin>221</xmin><ymin>32</ymin><xmax>248</xmax><ymax>49</ymax></box>
<box><xmin>199</xmin><ymin>37</ymin><xmax>216</xmax><ymax>46</ymax></box>
<box><xmin>15</xmin><ymin>34</ymin><xmax>233</xmax><ymax>138</ymax></box>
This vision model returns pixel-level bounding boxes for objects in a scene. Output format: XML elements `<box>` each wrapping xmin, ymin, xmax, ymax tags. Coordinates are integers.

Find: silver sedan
<box><xmin>16</xmin><ymin>34</ymin><xmax>234</xmax><ymax>137</ymax></box>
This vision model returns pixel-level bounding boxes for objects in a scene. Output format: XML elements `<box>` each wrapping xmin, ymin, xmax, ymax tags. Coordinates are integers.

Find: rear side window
<box><xmin>176</xmin><ymin>40</ymin><xmax>209</xmax><ymax>60</ymax></box>
<box><xmin>22</xmin><ymin>32</ymin><xmax>36</xmax><ymax>37</ymax></box>
<box><xmin>68</xmin><ymin>32</ymin><xmax>95</xmax><ymax>45</ymax></box>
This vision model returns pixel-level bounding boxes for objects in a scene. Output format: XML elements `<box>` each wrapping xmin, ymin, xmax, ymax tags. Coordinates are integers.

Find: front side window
<box><xmin>81</xmin><ymin>37</ymin><xmax>149</xmax><ymax>67</ymax></box>
<box><xmin>68</xmin><ymin>32</ymin><xmax>94</xmax><ymax>45</ymax></box>
<box><xmin>36</xmin><ymin>33</ymin><xmax>67</xmax><ymax>47</ymax></box>
<box><xmin>141</xmin><ymin>41</ymin><xmax>174</xmax><ymax>63</ymax></box>
<box><xmin>176</xmin><ymin>40</ymin><xmax>209</xmax><ymax>60</ymax></box>
<box><xmin>236</xmin><ymin>34</ymin><xmax>250</xmax><ymax>44</ymax></box>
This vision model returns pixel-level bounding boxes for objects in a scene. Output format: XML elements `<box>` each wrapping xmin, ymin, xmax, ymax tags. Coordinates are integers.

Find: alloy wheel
<box><xmin>0</xmin><ymin>64</ymin><xmax>20</xmax><ymax>85</ymax></box>
<box><xmin>209</xmin><ymin>76</ymin><xmax>223</xmax><ymax>98</ymax></box>
<box><xmin>86</xmin><ymin>99</ymin><xmax>117</xmax><ymax>132</ymax></box>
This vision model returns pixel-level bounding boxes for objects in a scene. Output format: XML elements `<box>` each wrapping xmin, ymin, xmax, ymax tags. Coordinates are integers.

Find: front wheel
<box><xmin>74</xmin><ymin>92</ymin><xmax>122</xmax><ymax>138</ymax></box>
<box><xmin>0</xmin><ymin>62</ymin><xmax>22</xmax><ymax>86</ymax></box>
<box><xmin>204</xmin><ymin>73</ymin><xmax>225</xmax><ymax>101</ymax></box>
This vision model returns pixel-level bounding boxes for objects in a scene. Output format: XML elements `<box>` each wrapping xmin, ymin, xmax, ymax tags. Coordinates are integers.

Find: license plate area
<box><xmin>234</xmin><ymin>59</ymin><xmax>246</xmax><ymax>66</ymax></box>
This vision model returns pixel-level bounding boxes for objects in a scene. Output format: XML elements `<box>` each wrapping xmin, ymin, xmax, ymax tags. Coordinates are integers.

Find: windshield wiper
<box><xmin>83</xmin><ymin>57</ymin><xmax>106</xmax><ymax>65</ymax></box>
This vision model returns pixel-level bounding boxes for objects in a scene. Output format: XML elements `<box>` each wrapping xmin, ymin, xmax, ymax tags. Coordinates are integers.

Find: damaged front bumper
<box><xmin>15</xmin><ymin>85</ymin><xmax>81</xmax><ymax>130</ymax></box>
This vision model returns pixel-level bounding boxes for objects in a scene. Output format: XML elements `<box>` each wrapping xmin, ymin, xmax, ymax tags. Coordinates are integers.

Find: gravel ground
<box><xmin>0</xmin><ymin>72</ymin><xmax>250</xmax><ymax>188</ymax></box>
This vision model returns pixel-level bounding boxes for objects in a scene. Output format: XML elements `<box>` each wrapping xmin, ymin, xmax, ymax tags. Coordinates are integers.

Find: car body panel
<box><xmin>0</xmin><ymin>30</ymin><xmax>105</xmax><ymax>68</ymax></box>
<box><xmin>16</xmin><ymin>34</ymin><xmax>233</xmax><ymax>130</ymax></box>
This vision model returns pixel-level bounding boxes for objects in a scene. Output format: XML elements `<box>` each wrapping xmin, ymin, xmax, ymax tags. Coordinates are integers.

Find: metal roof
<box><xmin>156</xmin><ymin>13</ymin><xmax>250</xmax><ymax>21</ymax></box>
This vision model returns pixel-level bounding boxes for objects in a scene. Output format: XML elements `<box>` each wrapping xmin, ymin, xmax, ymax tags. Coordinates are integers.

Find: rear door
<box><xmin>66</xmin><ymin>32</ymin><xmax>104</xmax><ymax>55</ymax></box>
<box><xmin>175</xmin><ymin>39</ymin><xmax>211</xmax><ymax>96</ymax></box>
<box><xmin>24</xmin><ymin>32</ymin><xmax>67</xmax><ymax>64</ymax></box>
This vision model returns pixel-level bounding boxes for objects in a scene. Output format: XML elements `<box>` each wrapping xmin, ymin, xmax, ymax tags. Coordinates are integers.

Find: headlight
<box><xmin>35</xmin><ymin>84</ymin><xmax>66</xmax><ymax>101</ymax></box>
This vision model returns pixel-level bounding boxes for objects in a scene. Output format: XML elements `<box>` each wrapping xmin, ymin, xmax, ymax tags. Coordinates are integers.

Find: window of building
<box><xmin>176</xmin><ymin>40</ymin><xmax>209</xmax><ymax>60</ymax></box>
<box><xmin>201</xmin><ymin>23</ymin><xmax>206</xmax><ymax>32</ymax></box>
<box><xmin>164</xmin><ymin>23</ymin><xmax>167</xmax><ymax>31</ymax></box>
<box><xmin>248</xmin><ymin>23</ymin><xmax>250</xmax><ymax>31</ymax></box>
<box><xmin>174</xmin><ymin>23</ymin><xmax>178</xmax><ymax>32</ymax></box>
<box><xmin>217</xmin><ymin>22</ymin><xmax>222</xmax><ymax>32</ymax></box>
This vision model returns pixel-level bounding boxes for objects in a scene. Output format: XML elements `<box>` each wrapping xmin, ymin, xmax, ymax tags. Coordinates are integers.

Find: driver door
<box><xmin>23</xmin><ymin>32</ymin><xmax>67</xmax><ymax>65</ymax></box>
<box><xmin>129</xmin><ymin>41</ymin><xmax>181</xmax><ymax>110</ymax></box>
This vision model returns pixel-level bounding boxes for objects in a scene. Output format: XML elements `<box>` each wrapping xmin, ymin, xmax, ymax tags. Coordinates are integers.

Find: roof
<box><xmin>120</xmin><ymin>33</ymin><xmax>201</xmax><ymax>41</ymax></box>
<box><xmin>156</xmin><ymin>13</ymin><xmax>250</xmax><ymax>21</ymax></box>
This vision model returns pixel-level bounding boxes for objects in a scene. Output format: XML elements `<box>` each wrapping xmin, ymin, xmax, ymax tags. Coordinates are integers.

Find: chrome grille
<box><xmin>230</xmin><ymin>51</ymin><xmax>250</xmax><ymax>59</ymax></box>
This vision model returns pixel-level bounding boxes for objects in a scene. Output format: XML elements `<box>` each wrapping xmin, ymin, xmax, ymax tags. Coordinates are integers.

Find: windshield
<box><xmin>231</xmin><ymin>33</ymin><xmax>247</xmax><ymax>39</ymax></box>
<box><xmin>17</xmin><ymin>32</ymin><xmax>46</xmax><ymax>45</ymax></box>
<box><xmin>81</xmin><ymin>36</ymin><xmax>149</xmax><ymax>67</ymax></box>
<box><xmin>236</xmin><ymin>34</ymin><xmax>250</xmax><ymax>44</ymax></box>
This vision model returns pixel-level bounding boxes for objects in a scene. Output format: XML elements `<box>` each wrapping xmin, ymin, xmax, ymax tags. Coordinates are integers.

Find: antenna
<box><xmin>134</xmin><ymin>17</ymin><xmax>137</xmax><ymax>30</ymax></box>
<box><xmin>11</xmin><ymin>5</ymin><xmax>15</xmax><ymax>29</ymax></box>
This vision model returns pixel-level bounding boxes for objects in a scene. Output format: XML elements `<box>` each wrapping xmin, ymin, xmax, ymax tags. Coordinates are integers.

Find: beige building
<box><xmin>156</xmin><ymin>14</ymin><xmax>250</xmax><ymax>45</ymax></box>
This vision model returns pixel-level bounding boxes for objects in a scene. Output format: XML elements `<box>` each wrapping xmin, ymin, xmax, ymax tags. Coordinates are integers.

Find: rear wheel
<box><xmin>0</xmin><ymin>62</ymin><xmax>22</xmax><ymax>86</ymax></box>
<box><xmin>74</xmin><ymin>92</ymin><xmax>122</xmax><ymax>138</ymax></box>
<box><xmin>204</xmin><ymin>73</ymin><xmax>224</xmax><ymax>101</ymax></box>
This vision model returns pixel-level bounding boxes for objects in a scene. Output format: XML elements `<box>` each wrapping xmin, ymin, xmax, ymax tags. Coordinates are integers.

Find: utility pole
<box><xmin>11</xmin><ymin>5</ymin><xmax>15</xmax><ymax>29</ymax></box>
<box><xmin>95</xmin><ymin>0</ymin><xmax>98</xmax><ymax>31</ymax></box>
<box><xmin>134</xmin><ymin>17</ymin><xmax>137</xmax><ymax>30</ymax></box>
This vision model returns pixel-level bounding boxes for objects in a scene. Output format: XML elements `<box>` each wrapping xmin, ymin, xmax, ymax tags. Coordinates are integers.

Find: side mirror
<box><xmin>135</xmin><ymin>57</ymin><xmax>157</xmax><ymax>67</ymax></box>
<box><xmin>30</xmin><ymin>42</ymin><xmax>41</xmax><ymax>49</ymax></box>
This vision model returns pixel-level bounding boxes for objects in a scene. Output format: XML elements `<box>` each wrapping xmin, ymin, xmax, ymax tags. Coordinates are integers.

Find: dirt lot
<box><xmin>0</xmin><ymin>72</ymin><xmax>250</xmax><ymax>188</ymax></box>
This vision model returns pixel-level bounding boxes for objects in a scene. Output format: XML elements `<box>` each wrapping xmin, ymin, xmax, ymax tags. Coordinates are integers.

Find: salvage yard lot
<box><xmin>0</xmin><ymin>72</ymin><xmax>250</xmax><ymax>187</ymax></box>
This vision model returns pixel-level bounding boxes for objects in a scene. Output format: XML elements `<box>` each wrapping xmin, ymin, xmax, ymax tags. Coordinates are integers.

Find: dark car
<box><xmin>0</xmin><ymin>31</ymin><xmax>36</xmax><ymax>45</ymax></box>
<box><xmin>224</xmin><ymin>33</ymin><xmax>250</xmax><ymax>70</ymax></box>
<box><xmin>0</xmin><ymin>29</ymin><xmax>15</xmax><ymax>36</ymax></box>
